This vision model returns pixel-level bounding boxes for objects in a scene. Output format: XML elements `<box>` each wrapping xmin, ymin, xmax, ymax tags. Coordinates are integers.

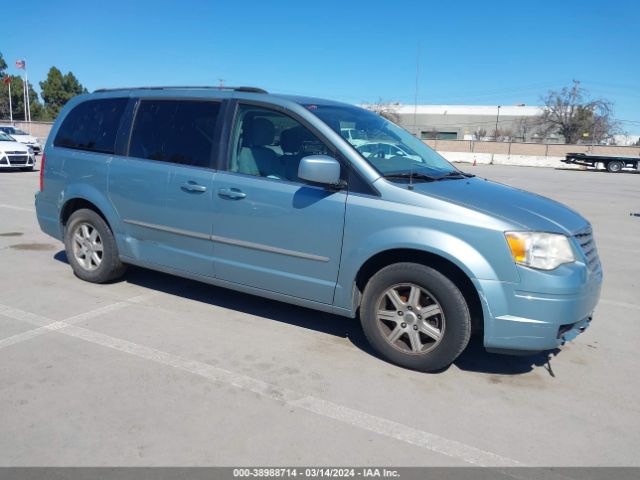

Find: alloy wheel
<box><xmin>71</xmin><ymin>222</ymin><xmax>103</xmax><ymax>271</ymax></box>
<box><xmin>375</xmin><ymin>283</ymin><xmax>445</xmax><ymax>355</ymax></box>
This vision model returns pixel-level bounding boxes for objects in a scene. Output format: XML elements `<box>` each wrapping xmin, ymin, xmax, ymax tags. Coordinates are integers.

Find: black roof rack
<box><xmin>93</xmin><ymin>86</ymin><xmax>268</xmax><ymax>94</ymax></box>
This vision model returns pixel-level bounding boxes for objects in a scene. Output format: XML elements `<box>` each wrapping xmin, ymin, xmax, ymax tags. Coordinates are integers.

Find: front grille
<box><xmin>574</xmin><ymin>227</ymin><xmax>601</xmax><ymax>273</ymax></box>
<box><xmin>7</xmin><ymin>155</ymin><xmax>28</xmax><ymax>165</ymax></box>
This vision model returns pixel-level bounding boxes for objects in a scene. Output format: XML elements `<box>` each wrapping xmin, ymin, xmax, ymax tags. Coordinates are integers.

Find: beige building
<box><xmin>394</xmin><ymin>104</ymin><xmax>562</xmax><ymax>143</ymax></box>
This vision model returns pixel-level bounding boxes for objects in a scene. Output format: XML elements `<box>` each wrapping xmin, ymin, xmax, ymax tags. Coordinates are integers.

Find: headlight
<box><xmin>505</xmin><ymin>231</ymin><xmax>575</xmax><ymax>270</ymax></box>
<box><xmin>28</xmin><ymin>147</ymin><xmax>34</xmax><ymax>154</ymax></box>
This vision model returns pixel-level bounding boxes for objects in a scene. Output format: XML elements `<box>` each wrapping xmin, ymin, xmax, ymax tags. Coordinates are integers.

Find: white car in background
<box><xmin>0</xmin><ymin>131</ymin><xmax>36</xmax><ymax>171</ymax></box>
<box><xmin>340</xmin><ymin>128</ymin><xmax>368</xmax><ymax>147</ymax></box>
<box><xmin>0</xmin><ymin>125</ymin><xmax>41</xmax><ymax>153</ymax></box>
<box><xmin>356</xmin><ymin>141</ymin><xmax>422</xmax><ymax>161</ymax></box>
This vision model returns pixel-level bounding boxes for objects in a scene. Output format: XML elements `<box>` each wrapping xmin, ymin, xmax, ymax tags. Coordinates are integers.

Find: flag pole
<box><xmin>23</xmin><ymin>76</ymin><xmax>27</xmax><ymax>123</ymax></box>
<box><xmin>24</xmin><ymin>64</ymin><xmax>32</xmax><ymax>130</ymax></box>
<box><xmin>8</xmin><ymin>81</ymin><xmax>12</xmax><ymax>122</ymax></box>
<box><xmin>15</xmin><ymin>60</ymin><xmax>30</xmax><ymax>129</ymax></box>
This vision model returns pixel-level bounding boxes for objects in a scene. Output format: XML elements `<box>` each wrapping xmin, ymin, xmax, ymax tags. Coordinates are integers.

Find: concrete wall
<box><xmin>437</xmin><ymin>151</ymin><xmax>574</xmax><ymax>169</ymax></box>
<box><xmin>426</xmin><ymin>140</ymin><xmax>640</xmax><ymax>169</ymax></box>
<box><xmin>424</xmin><ymin>139</ymin><xmax>640</xmax><ymax>158</ymax></box>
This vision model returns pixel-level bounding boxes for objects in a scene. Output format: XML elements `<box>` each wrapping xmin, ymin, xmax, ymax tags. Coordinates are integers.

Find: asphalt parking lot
<box><xmin>0</xmin><ymin>160</ymin><xmax>638</xmax><ymax>467</ymax></box>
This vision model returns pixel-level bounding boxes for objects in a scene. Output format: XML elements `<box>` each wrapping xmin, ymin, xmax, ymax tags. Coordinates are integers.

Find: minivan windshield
<box><xmin>306</xmin><ymin>104</ymin><xmax>458</xmax><ymax>177</ymax></box>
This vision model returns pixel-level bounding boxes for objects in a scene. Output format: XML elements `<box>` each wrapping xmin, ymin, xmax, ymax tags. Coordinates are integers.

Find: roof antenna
<box><xmin>408</xmin><ymin>164</ymin><xmax>414</xmax><ymax>190</ymax></box>
<box><xmin>412</xmin><ymin>41</ymin><xmax>420</xmax><ymax>138</ymax></box>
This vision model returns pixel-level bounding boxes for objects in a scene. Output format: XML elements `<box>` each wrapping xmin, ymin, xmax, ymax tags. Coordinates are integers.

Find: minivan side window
<box><xmin>54</xmin><ymin>98</ymin><xmax>128</xmax><ymax>154</ymax></box>
<box><xmin>129</xmin><ymin>100</ymin><xmax>220</xmax><ymax>168</ymax></box>
<box><xmin>229</xmin><ymin>104</ymin><xmax>332</xmax><ymax>182</ymax></box>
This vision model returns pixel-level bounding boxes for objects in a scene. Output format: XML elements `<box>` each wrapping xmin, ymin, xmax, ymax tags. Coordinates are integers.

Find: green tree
<box><xmin>0</xmin><ymin>74</ymin><xmax>46</xmax><ymax>121</ymax></box>
<box><xmin>0</xmin><ymin>51</ymin><xmax>7</xmax><ymax>73</ymax></box>
<box><xmin>40</xmin><ymin>67</ymin><xmax>87</xmax><ymax>119</ymax></box>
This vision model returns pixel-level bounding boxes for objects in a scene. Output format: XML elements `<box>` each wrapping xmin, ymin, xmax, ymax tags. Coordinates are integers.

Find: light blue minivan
<box><xmin>35</xmin><ymin>87</ymin><xmax>602</xmax><ymax>371</ymax></box>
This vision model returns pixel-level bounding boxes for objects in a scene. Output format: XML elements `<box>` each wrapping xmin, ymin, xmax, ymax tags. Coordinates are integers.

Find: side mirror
<box><xmin>298</xmin><ymin>155</ymin><xmax>342</xmax><ymax>186</ymax></box>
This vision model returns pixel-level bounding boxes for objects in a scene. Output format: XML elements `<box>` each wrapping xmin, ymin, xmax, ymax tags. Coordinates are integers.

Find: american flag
<box><xmin>15</xmin><ymin>60</ymin><xmax>26</xmax><ymax>69</ymax></box>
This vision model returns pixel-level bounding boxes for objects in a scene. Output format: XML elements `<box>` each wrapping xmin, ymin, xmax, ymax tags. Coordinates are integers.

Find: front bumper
<box><xmin>477</xmin><ymin>262</ymin><xmax>602</xmax><ymax>352</ymax></box>
<box><xmin>0</xmin><ymin>154</ymin><xmax>36</xmax><ymax>168</ymax></box>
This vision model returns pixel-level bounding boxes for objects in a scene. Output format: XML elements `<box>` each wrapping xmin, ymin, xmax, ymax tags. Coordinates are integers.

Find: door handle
<box><xmin>218</xmin><ymin>188</ymin><xmax>246</xmax><ymax>199</ymax></box>
<box><xmin>181</xmin><ymin>181</ymin><xmax>207</xmax><ymax>193</ymax></box>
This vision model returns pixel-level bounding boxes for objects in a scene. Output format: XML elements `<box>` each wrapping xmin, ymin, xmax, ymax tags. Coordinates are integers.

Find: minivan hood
<box><xmin>406</xmin><ymin>176</ymin><xmax>588</xmax><ymax>234</ymax></box>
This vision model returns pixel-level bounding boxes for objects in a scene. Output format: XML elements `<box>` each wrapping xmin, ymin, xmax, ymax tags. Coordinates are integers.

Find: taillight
<box><xmin>39</xmin><ymin>153</ymin><xmax>46</xmax><ymax>192</ymax></box>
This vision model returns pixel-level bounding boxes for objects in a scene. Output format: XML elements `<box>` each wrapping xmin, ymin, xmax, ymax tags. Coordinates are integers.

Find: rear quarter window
<box><xmin>54</xmin><ymin>98</ymin><xmax>128</xmax><ymax>154</ymax></box>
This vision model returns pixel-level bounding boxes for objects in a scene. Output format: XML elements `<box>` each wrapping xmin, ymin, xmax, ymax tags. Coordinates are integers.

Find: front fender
<box><xmin>333</xmin><ymin>226</ymin><xmax>518</xmax><ymax>314</ymax></box>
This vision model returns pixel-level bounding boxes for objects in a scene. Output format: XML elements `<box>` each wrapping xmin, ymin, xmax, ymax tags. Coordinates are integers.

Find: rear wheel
<box><xmin>360</xmin><ymin>262</ymin><xmax>471</xmax><ymax>372</ymax></box>
<box><xmin>64</xmin><ymin>209</ymin><xmax>127</xmax><ymax>283</ymax></box>
<box><xmin>606</xmin><ymin>160</ymin><xmax>624</xmax><ymax>173</ymax></box>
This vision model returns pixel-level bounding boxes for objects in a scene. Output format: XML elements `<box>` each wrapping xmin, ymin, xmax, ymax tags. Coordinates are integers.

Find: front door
<box><xmin>211</xmin><ymin>104</ymin><xmax>347</xmax><ymax>304</ymax></box>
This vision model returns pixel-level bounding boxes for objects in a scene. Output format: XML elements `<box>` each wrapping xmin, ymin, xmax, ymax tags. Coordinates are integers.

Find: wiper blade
<box><xmin>435</xmin><ymin>171</ymin><xmax>475</xmax><ymax>180</ymax></box>
<box><xmin>382</xmin><ymin>172</ymin><xmax>438</xmax><ymax>181</ymax></box>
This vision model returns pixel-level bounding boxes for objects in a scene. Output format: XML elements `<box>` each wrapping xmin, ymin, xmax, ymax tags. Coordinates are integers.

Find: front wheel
<box><xmin>64</xmin><ymin>209</ymin><xmax>127</xmax><ymax>283</ymax></box>
<box><xmin>360</xmin><ymin>263</ymin><xmax>471</xmax><ymax>372</ymax></box>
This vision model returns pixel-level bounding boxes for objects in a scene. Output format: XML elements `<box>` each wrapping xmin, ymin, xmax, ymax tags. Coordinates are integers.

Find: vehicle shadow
<box><xmin>454</xmin><ymin>337</ymin><xmax>560</xmax><ymax>376</ymax></box>
<box><xmin>54</xmin><ymin>250</ymin><xmax>376</xmax><ymax>354</ymax></box>
<box><xmin>54</xmin><ymin>249</ymin><xmax>559</xmax><ymax>376</ymax></box>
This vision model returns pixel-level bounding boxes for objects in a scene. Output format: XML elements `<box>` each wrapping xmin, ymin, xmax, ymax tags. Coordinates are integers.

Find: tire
<box><xmin>20</xmin><ymin>166</ymin><xmax>34</xmax><ymax>172</ymax></box>
<box><xmin>360</xmin><ymin>262</ymin><xmax>471</xmax><ymax>372</ymax></box>
<box><xmin>64</xmin><ymin>208</ymin><xmax>127</xmax><ymax>283</ymax></box>
<box><xmin>606</xmin><ymin>160</ymin><xmax>624</xmax><ymax>173</ymax></box>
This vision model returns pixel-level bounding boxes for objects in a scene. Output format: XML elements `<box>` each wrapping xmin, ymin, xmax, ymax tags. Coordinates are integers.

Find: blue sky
<box><xmin>4</xmin><ymin>0</ymin><xmax>640</xmax><ymax>133</ymax></box>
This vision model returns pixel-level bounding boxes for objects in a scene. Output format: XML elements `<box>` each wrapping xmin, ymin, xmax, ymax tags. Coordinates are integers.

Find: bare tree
<box><xmin>495</xmin><ymin>128</ymin><xmax>514</xmax><ymax>142</ymax></box>
<box><xmin>366</xmin><ymin>98</ymin><xmax>401</xmax><ymax>124</ymax></box>
<box><xmin>514</xmin><ymin>117</ymin><xmax>538</xmax><ymax>142</ymax></box>
<box><xmin>539</xmin><ymin>80</ymin><xmax>620</xmax><ymax>144</ymax></box>
<box><xmin>473</xmin><ymin>128</ymin><xmax>487</xmax><ymax>141</ymax></box>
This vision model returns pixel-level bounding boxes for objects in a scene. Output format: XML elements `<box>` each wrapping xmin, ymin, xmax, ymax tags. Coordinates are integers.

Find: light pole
<box><xmin>412</xmin><ymin>42</ymin><xmax>420</xmax><ymax>137</ymax></box>
<box><xmin>494</xmin><ymin>105</ymin><xmax>501</xmax><ymax>141</ymax></box>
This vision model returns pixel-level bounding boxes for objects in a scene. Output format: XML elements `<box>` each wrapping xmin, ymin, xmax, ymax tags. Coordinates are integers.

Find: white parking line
<box><xmin>0</xmin><ymin>204</ymin><xmax>35</xmax><ymax>213</ymax></box>
<box><xmin>0</xmin><ymin>322</ymin><xmax>66</xmax><ymax>350</ymax></box>
<box><xmin>289</xmin><ymin>396</ymin><xmax>523</xmax><ymax>467</ymax></box>
<box><xmin>0</xmin><ymin>293</ymin><xmax>156</xmax><ymax>344</ymax></box>
<box><xmin>0</xmin><ymin>300</ymin><xmax>523</xmax><ymax>467</ymax></box>
<box><xmin>0</xmin><ymin>305</ymin><xmax>51</xmax><ymax>327</ymax></box>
